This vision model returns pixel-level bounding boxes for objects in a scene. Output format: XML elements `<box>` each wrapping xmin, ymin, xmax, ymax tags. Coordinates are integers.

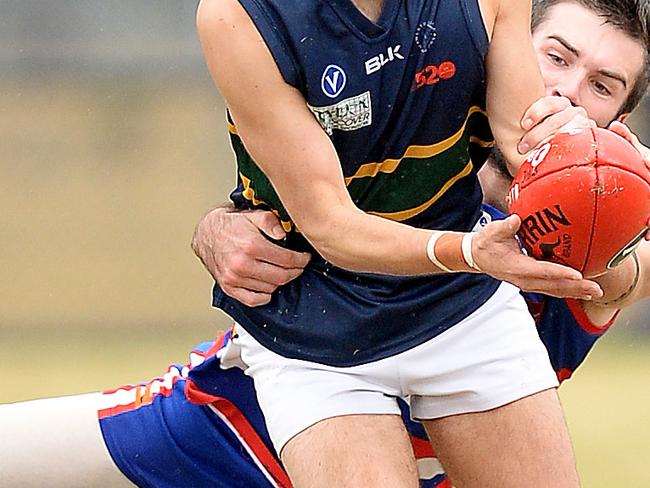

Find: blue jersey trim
<box><xmin>461</xmin><ymin>0</ymin><xmax>489</xmax><ymax>60</ymax></box>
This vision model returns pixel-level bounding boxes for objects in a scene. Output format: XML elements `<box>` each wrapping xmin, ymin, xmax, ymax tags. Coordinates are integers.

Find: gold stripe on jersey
<box><xmin>240</xmin><ymin>173</ymin><xmax>264</xmax><ymax>206</ymax></box>
<box><xmin>240</xmin><ymin>173</ymin><xmax>294</xmax><ymax>232</ymax></box>
<box><xmin>344</xmin><ymin>105</ymin><xmax>487</xmax><ymax>184</ymax></box>
<box><xmin>230</xmin><ymin>104</ymin><xmax>492</xmax><ymax>229</ymax></box>
<box><xmin>469</xmin><ymin>135</ymin><xmax>495</xmax><ymax>148</ymax></box>
<box><xmin>367</xmin><ymin>160</ymin><xmax>473</xmax><ymax>221</ymax></box>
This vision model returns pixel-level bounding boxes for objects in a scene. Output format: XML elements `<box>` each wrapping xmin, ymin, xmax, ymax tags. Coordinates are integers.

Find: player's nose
<box><xmin>551</xmin><ymin>79</ymin><xmax>580</xmax><ymax>107</ymax></box>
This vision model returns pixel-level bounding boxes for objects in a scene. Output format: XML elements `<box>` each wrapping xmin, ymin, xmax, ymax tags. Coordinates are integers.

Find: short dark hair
<box><xmin>531</xmin><ymin>0</ymin><xmax>650</xmax><ymax>115</ymax></box>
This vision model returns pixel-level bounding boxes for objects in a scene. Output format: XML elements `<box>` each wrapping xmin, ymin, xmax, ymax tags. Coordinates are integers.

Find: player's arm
<box><xmin>482</xmin><ymin>0</ymin><xmax>545</xmax><ymax>174</ymax></box>
<box><xmin>483</xmin><ymin>0</ymin><xmax>596</xmax><ymax>174</ymax></box>
<box><xmin>607</xmin><ymin>121</ymin><xmax>650</xmax><ymax>240</ymax></box>
<box><xmin>196</xmin><ymin>0</ymin><xmax>436</xmax><ymax>275</ymax></box>
<box><xmin>191</xmin><ymin>205</ymin><xmax>311</xmax><ymax>307</ymax></box>
<box><xmin>581</xmin><ymin>242</ymin><xmax>650</xmax><ymax>325</ymax></box>
<box><xmin>196</xmin><ymin>0</ymin><xmax>600</xmax><ymax>299</ymax></box>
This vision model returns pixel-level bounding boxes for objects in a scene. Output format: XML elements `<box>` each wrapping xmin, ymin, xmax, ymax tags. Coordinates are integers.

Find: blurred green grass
<box><xmin>1</xmin><ymin>326</ymin><xmax>648</xmax><ymax>486</ymax></box>
<box><xmin>0</xmin><ymin>79</ymin><xmax>232</xmax><ymax>330</ymax></box>
<box><xmin>0</xmin><ymin>326</ymin><xmax>223</xmax><ymax>400</ymax></box>
<box><xmin>559</xmin><ymin>334</ymin><xmax>650</xmax><ymax>487</ymax></box>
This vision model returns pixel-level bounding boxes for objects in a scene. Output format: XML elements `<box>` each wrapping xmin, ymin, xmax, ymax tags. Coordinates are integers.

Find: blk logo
<box><xmin>365</xmin><ymin>45</ymin><xmax>404</xmax><ymax>75</ymax></box>
<box><xmin>321</xmin><ymin>64</ymin><xmax>347</xmax><ymax>98</ymax></box>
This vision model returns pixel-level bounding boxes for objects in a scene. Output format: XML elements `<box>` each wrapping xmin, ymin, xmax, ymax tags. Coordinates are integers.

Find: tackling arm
<box><xmin>191</xmin><ymin>205</ymin><xmax>311</xmax><ymax>307</ymax></box>
<box><xmin>581</xmin><ymin>241</ymin><xmax>650</xmax><ymax>325</ymax></box>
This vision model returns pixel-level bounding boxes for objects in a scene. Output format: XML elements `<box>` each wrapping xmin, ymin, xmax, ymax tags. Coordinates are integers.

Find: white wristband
<box><xmin>426</xmin><ymin>232</ymin><xmax>454</xmax><ymax>273</ymax></box>
<box><xmin>461</xmin><ymin>232</ymin><xmax>481</xmax><ymax>272</ymax></box>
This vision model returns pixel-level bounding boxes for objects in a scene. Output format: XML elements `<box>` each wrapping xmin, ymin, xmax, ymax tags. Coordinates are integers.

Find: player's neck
<box><xmin>350</xmin><ymin>0</ymin><xmax>385</xmax><ymax>23</ymax></box>
<box><xmin>477</xmin><ymin>161</ymin><xmax>510</xmax><ymax>213</ymax></box>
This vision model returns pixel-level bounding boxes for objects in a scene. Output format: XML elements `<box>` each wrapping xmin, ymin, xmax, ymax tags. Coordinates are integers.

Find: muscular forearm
<box><xmin>300</xmin><ymin>203</ymin><xmax>438</xmax><ymax>275</ymax></box>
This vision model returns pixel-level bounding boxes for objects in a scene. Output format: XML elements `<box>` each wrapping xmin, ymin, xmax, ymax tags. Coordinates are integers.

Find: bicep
<box><xmin>196</xmin><ymin>0</ymin><xmax>354</xmax><ymax>238</ymax></box>
<box><xmin>485</xmin><ymin>0</ymin><xmax>544</xmax><ymax>173</ymax></box>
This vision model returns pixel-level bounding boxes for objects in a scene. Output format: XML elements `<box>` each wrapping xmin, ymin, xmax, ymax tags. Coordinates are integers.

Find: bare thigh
<box><xmin>281</xmin><ymin>413</ymin><xmax>419</xmax><ymax>488</ymax></box>
<box><xmin>0</xmin><ymin>393</ymin><xmax>134</xmax><ymax>488</ymax></box>
<box><xmin>422</xmin><ymin>388</ymin><xmax>580</xmax><ymax>488</ymax></box>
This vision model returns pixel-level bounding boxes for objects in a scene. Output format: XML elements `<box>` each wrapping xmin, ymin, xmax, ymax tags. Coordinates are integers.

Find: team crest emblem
<box><xmin>321</xmin><ymin>64</ymin><xmax>347</xmax><ymax>98</ymax></box>
<box><xmin>415</xmin><ymin>21</ymin><xmax>437</xmax><ymax>53</ymax></box>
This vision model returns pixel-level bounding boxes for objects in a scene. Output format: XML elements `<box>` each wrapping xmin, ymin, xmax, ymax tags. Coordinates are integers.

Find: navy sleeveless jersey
<box><xmin>214</xmin><ymin>0</ymin><xmax>501</xmax><ymax>366</ymax></box>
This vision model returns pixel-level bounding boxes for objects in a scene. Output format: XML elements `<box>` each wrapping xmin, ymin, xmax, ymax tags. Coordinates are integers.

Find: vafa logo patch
<box><xmin>321</xmin><ymin>64</ymin><xmax>347</xmax><ymax>98</ymax></box>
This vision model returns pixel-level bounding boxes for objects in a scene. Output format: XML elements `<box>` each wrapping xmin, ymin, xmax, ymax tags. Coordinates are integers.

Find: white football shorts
<box><xmin>219</xmin><ymin>281</ymin><xmax>558</xmax><ymax>453</ymax></box>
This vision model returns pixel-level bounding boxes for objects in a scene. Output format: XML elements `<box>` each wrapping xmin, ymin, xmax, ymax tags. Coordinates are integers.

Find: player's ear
<box><xmin>616</xmin><ymin>112</ymin><xmax>631</xmax><ymax>123</ymax></box>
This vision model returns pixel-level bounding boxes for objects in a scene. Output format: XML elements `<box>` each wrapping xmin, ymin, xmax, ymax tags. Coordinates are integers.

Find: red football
<box><xmin>507</xmin><ymin>128</ymin><xmax>650</xmax><ymax>278</ymax></box>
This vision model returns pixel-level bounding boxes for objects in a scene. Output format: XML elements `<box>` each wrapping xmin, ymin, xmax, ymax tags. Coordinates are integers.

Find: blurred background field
<box><xmin>0</xmin><ymin>2</ymin><xmax>648</xmax><ymax>486</ymax></box>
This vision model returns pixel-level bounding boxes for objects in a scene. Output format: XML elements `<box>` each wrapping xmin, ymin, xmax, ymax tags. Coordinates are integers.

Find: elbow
<box><xmin>296</xmin><ymin>208</ymin><xmax>358</xmax><ymax>269</ymax></box>
<box><xmin>300</xmin><ymin>218</ymin><xmax>342</xmax><ymax>261</ymax></box>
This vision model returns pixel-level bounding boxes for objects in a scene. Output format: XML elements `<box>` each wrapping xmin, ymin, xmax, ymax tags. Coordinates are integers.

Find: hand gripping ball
<box><xmin>507</xmin><ymin>128</ymin><xmax>650</xmax><ymax>278</ymax></box>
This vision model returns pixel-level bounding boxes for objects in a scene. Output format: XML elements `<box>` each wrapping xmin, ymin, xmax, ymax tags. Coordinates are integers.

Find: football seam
<box><xmin>584</xmin><ymin>166</ymin><xmax>650</xmax><ymax>274</ymax></box>
<box><xmin>581</xmin><ymin>127</ymin><xmax>599</xmax><ymax>275</ymax></box>
<box><xmin>582</xmin><ymin>160</ymin><xmax>600</xmax><ymax>275</ymax></box>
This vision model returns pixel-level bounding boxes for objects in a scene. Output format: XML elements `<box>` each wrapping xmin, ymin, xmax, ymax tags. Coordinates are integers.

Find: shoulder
<box><xmin>478</xmin><ymin>0</ymin><xmax>533</xmax><ymax>36</ymax></box>
<box><xmin>481</xmin><ymin>0</ymin><xmax>531</xmax><ymax>12</ymax></box>
<box><xmin>196</xmin><ymin>0</ymin><xmax>253</xmax><ymax>43</ymax></box>
<box><xmin>196</xmin><ymin>0</ymin><xmax>282</xmax><ymax>94</ymax></box>
<box><xmin>196</xmin><ymin>0</ymin><xmax>241</xmax><ymax>22</ymax></box>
